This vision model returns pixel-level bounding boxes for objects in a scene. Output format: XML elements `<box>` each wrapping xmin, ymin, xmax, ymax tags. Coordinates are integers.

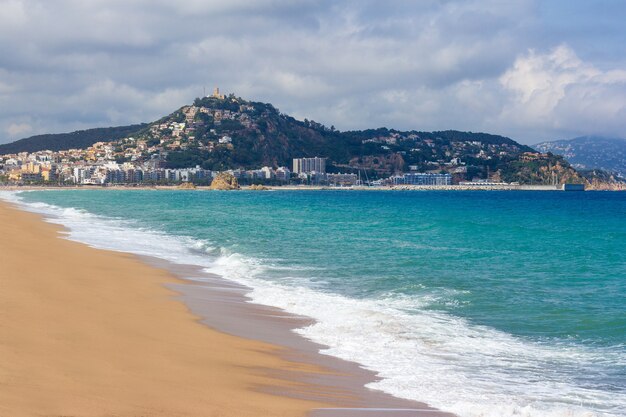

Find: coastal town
<box><xmin>0</xmin><ymin>88</ymin><xmax>458</xmax><ymax>187</ymax></box>
<box><xmin>1</xmin><ymin>89</ymin><xmax>619</xmax><ymax>190</ymax></box>
<box><xmin>0</xmin><ymin>147</ymin><xmax>453</xmax><ymax>188</ymax></box>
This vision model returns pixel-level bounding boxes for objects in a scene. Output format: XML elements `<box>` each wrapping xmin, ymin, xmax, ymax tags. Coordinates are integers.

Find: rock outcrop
<box><xmin>177</xmin><ymin>182</ymin><xmax>196</xmax><ymax>189</ymax></box>
<box><xmin>210</xmin><ymin>172</ymin><xmax>240</xmax><ymax>190</ymax></box>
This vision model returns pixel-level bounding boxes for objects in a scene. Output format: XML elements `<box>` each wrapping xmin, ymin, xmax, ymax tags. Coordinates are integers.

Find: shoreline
<box><xmin>0</xmin><ymin>183</ymin><xmax>607</xmax><ymax>192</ymax></box>
<box><xmin>142</xmin><ymin>256</ymin><xmax>454</xmax><ymax>416</ymax></box>
<box><xmin>0</xmin><ymin>198</ymin><xmax>454</xmax><ymax>417</ymax></box>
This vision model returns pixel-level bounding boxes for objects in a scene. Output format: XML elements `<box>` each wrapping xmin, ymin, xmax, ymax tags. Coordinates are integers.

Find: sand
<box><xmin>0</xmin><ymin>201</ymin><xmax>331</xmax><ymax>417</ymax></box>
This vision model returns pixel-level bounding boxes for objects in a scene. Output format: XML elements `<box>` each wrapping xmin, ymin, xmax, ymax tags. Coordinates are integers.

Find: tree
<box><xmin>146</xmin><ymin>137</ymin><xmax>160</xmax><ymax>147</ymax></box>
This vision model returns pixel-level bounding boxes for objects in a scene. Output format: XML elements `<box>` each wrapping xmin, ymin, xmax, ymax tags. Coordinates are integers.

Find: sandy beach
<box><xmin>0</xmin><ymin>196</ymin><xmax>455</xmax><ymax>417</ymax></box>
<box><xmin>0</xmin><ymin>200</ymin><xmax>332</xmax><ymax>417</ymax></box>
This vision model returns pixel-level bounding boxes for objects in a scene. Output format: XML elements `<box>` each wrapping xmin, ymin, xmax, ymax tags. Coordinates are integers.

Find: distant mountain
<box><xmin>0</xmin><ymin>124</ymin><xmax>147</xmax><ymax>155</ymax></box>
<box><xmin>534</xmin><ymin>136</ymin><xmax>626</xmax><ymax>177</ymax></box>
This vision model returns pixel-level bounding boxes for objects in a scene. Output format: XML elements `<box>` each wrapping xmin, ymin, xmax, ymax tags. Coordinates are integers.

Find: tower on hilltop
<box><xmin>212</xmin><ymin>87</ymin><xmax>225</xmax><ymax>99</ymax></box>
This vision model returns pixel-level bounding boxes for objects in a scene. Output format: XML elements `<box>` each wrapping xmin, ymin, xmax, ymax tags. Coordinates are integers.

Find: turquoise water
<box><xmin>9</xmin><ymin>190</ymin><xmax>626</xmax><ymax>417</ymax></box>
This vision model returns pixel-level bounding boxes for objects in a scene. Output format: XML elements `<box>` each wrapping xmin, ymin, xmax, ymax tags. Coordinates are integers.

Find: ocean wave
<box><xmin>216</xmin><ymin>272</ymin><xmax>623</xmax><ymax>417</ymax></box>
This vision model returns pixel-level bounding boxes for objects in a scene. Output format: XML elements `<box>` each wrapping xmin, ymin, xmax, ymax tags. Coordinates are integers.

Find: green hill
<box><xmin>0</xmin><ymin>124</ymin><xmax>147</xmax><ymax>154</ymax></box>
<box><xmin>137</xmin><ymin>95</ymin><xmax>537</xmax><ymax>181</ymax></box>
<box><xmin>2</xmin><ymin>94</ymin><xmax>610</xmax><ymax>185</ymax></box>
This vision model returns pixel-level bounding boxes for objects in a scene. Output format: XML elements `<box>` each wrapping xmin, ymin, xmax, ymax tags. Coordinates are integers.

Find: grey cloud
<box><xmin>0</xmin><ymin>0</ymin><xmax>625</xmax><ymax>145</ymax></box>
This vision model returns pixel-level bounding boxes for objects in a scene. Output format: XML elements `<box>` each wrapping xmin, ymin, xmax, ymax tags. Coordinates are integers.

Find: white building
<box><xmin>293</xmin><ymin>157</ymin><xmax>326</xmax><ymax>174</ymax></box>
<box><xmin>275</xmin><ymin>167</ymin><xmax>291</xmax><ymax>182</ymax></box>
<box><xmin>393</xmin><ymin>173</ymin><xmax>451</xmax><ymax>186</ymax></box>
<box><xmin>260</xmin><ymin>166</ymin><xmax>274</xmax><ymax>179</ymax></box>
<box><xmin>327</xmin><ymin>173</ymin><xmax>358</xmax><ymax>186</ymax></box>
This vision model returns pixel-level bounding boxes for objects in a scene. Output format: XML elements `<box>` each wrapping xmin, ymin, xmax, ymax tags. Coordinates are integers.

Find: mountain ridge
<box><xmin>534</xmin><ymin>136</ymin><xmax>626</xmax><ymax>177</ymax></box>
<box><xmin>0</xmin><ymin>124</ymin><xmax>147</xmax><ymax>155</ymax></box>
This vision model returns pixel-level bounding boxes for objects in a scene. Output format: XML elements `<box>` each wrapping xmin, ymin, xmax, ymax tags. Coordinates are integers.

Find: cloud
<box><xmin>0</xmin><ymin>0</ymin><xmax>28</xmax><ymax>28</ymax></box>
<box><xmin>6</xmin><ymin>122</ymin><xmax>32</xmax><ymax>137</ymax></box>
<box><xmin>0</xmin><ymin>0</ymin><xmax>625</xmax><ymax>145</ymax></box>
<box><xmin>498</xmin><ymin>45</ymin><xmax>626</xmax><ymax>139</ymax></box>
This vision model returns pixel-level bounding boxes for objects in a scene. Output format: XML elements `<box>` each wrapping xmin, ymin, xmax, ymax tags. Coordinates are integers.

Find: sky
<box><xmin>1</xmin><ymin>0</ymin><xmax>625</xmax><ymax>145</ymax></box>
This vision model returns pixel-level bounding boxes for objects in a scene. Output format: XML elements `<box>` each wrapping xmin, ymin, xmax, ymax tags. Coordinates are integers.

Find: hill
<box><xmin>1</xmin><ymin>93</ymin><xmax>616</xmax><ymax>187</ymax></box>
<box><xmin>0</xmin><ymin>124</ymin><xmax>147</xmax><ymax>155</ymax></box>
<box><xmin>534</xmin><ymin>136</ymin><xmax>626</xmax><ymax>177</ymax></box>
<box><xmin>130</xmin><ymin>94</ymin><xmax>541</xmax><ymax>182</ymax></box>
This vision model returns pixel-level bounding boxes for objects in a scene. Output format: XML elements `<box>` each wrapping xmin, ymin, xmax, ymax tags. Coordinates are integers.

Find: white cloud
<box><xmin>0</xmin><ymin>0</ymin><xmax>625</xmax><ymax>145</ymax></box>
<box><xmin>497</xmin><ymin>45</ymin><xmax>626</xmax><ymax>139</ymax></box>
<box><xmin>0</xmin><ymin>80</ymin><xmax>15</xmax><ymax>95</ymax></box>
<box><xmin>0</xmin><ymin>0</ymin><xmax>28</xmax><ymax>29</ymax></box>
<box><xmin>6</xmin><ymin>122</ymin><xmax>32</xmax><ymax>137</ymax></box>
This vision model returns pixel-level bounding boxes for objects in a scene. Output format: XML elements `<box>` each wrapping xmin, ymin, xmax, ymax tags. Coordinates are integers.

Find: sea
<box><xmin>2</xmin><ymin>189</ymin><xmax>624</xmax><ymax>417</ymax></box>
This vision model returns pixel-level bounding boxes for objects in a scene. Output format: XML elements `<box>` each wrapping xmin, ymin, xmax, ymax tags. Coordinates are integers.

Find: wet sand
<box><xmin>143</xmin><ymin>259</ymin><xmax>455</xmax><ymax>417</ymax></box>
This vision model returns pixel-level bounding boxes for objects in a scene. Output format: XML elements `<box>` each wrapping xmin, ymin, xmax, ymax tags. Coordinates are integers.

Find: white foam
<box><xmin>214</xmin><ymin>273</ymin><xmax>624</xmax><ymax>417</ymax></box>
<box><xmin>2</xmin><ymin>190</ymin><xmax>623</xmax><ymax>417</ymax></box>
<box><xmin>0</xmin><ymin>191</ymin><xmax>217</xmax><ymax>269</ymax></box>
